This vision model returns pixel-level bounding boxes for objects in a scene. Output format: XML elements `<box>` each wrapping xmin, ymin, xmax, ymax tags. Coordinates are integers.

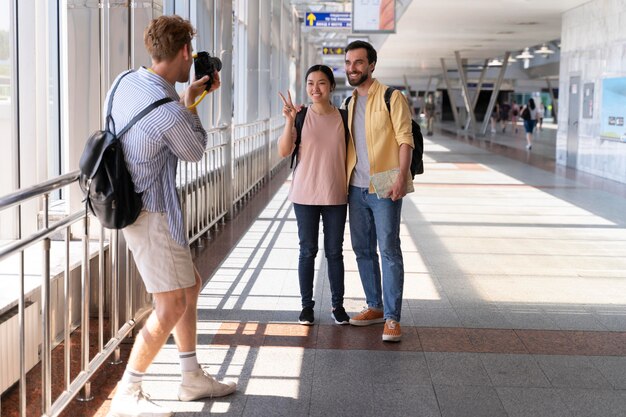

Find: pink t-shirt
<box><xmin>289</xmin><ymin>107</ymin><xmax>347</xmax><ymax>205</ymax></box>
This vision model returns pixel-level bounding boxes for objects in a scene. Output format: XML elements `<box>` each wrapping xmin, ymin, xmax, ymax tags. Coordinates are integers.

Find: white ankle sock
<box><xmin>120</xmin><ymin>366</ymin><xmax>144</xmax><ymax>385</ymax></box>
<box><xmin>179</xmin><ymin>351</ymin><xmax>200</xmax><ymax>372</ymax></box>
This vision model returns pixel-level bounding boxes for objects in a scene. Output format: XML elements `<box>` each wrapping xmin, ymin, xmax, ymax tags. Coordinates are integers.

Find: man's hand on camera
<box><xmin>205</xmin><ymin>71</ymin><xmax>221</xmax><ymax>94</ymax></box>
<box><xmin>182</xmin><ymin>71</ymin><xmax>221</xmax><ymax>110</ymax></box>
<box><xmin>182</xmin><ymin>75</ymin><xmax>209</xmax><ymax>107</ymax></box>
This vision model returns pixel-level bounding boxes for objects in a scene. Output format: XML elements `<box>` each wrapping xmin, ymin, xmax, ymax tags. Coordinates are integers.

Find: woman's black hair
<box><xmin>528</xmin><ymin>98</ymin><xmax>536</xmax><ymax>110</ymax></box>
<box><xmin>305</xmin><ymin>64</ymin><xmax>336</xmax><ymax>91</ymax></box>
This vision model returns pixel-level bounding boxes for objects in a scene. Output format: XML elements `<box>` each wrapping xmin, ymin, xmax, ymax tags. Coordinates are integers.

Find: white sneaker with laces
<box><xmin>178</xmin><ymin>367</ymin><xmax>237</xmax><ymax>401</ymax></box>
<box><xmin>108</xmin><ymin>382</ymin><xmax>172</xmax><ymax>417</ymax></box>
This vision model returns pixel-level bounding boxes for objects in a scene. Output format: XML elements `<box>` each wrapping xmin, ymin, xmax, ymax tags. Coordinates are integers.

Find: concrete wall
<box><xmin>558</xmin><ymin>0</ymin><xmax>626</xmax><ymax>183</ymax></box>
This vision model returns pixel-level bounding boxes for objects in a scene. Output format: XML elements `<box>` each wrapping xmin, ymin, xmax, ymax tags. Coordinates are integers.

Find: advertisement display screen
<box><xmin>352</xmin><ymin>0</ymin><xmax>396</xmax><ymax>33</ymax></box>
<box><xmin>600</xmin><ymin>77</ymin><xmax>626</xmax><ymax>142</ymax></box>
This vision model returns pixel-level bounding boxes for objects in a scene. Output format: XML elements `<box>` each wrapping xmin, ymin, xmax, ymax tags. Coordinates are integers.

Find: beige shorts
<box><xmin>122</xmin><ymin>211</ymin><xmax>195</xmax><ymax>293</ymax></box>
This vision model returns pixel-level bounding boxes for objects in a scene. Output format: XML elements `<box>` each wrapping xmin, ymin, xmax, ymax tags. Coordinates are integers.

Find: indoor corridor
<box><xmin>5</xmin><ymin>126</ymin><xmax>625</xmax><ymax>417</ymax></box>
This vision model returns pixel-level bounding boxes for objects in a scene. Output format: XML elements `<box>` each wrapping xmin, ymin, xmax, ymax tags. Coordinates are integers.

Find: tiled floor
<box><xmin>3</xmin><ymin>124</ymin><xmax>626</xmax><ymax>416</ymax></box>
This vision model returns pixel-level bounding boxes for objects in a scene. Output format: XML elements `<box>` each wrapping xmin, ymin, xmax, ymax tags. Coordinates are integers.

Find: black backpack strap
<box><xmin>116</xmin><ymin>97</ymin><xmax>173</xmax><ymax>138</ymax></box>
<box><xmin>105</xmin><ymin>70</ymin><xmax>134</xmax><ymax>133</ymax></box>
<box><xmin>338</xmin><ymin>108</ymin><xmax>349</xmax><ymax>146</ymax></box>
<box><xmin>290</xmin><ymin>107</ymin><xmax>308</xmax><ymax>169</ymax></box>
<box><xmin>384</xmin><ymin>87</ymin><xmax>394</xmax><ymax>113</ymax></box>
<box><xmin>344</xmin><ymin>96</ymin><xmax>352</xmax><ymax>108</ymax></box>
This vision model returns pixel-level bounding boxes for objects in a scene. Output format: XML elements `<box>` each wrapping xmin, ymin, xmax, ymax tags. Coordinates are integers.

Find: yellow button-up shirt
<box><xmin>345</xmin><ymin>79</ymin><xmax>414</xmax><ymax>193</ymax></box>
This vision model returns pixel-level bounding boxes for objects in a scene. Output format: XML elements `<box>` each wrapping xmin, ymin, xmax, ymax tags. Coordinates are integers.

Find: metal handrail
<box><xmin>0</xmin><ymin>116</ymin><xmax>287</xmax><ymax>417</ymax></box>
<box><xmin>0</xmin><ymin>211</ymin><xmax>82</xmax><ymax>263</ymax></box>
<box><xmin>0</xmin><ymin>171</ymin><xmax>79</xmax><ymax>211</ymax></box>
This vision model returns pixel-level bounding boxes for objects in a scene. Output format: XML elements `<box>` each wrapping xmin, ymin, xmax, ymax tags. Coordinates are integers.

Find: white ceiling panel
<box><xmin>294</xmin><ymin>0</ymin><xmax>591</xmax><ymax>81</ymax></box>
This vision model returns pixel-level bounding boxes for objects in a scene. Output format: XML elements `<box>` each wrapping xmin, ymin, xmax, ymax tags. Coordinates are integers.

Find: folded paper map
<box><xmin>370</xmin><ymin>168</ymin><xmax>414</xmax><ymax>199</ymax></box>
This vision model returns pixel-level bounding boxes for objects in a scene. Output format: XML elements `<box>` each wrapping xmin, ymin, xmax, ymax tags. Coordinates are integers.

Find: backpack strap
<box><xmin>116</xmin><ymin>97</ymin><xmax>173</xmax><ymax>138</ymax></box>
<box><xmin>384</xmin><ymin>87</ymin><xmax>394</xmax><ymax>114</ymax></box>
<box><xmin>290</xmin><ymin>107</ymin><xmax>308</xmax><ymax>169</ymax></box>
<box><xmin>105</xmin><ymin>70</ymin><xmax>134</xmax><ymax>133</ymax></box>
<box><xmin>338</xmin><ymin>108</ymin><xmax>349</xmax><ymax>146</ymax></box>
<box><xmin>105</xmin><ymin>70</ymin><xmax>173</xmax><ymax>137</ymax></box>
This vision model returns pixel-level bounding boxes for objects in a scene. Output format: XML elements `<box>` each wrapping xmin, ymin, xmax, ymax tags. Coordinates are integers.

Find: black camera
<box><xmin>194</xmin><ymin>51</ymin><xmax>222</xmax><ymax>91</ymax></box>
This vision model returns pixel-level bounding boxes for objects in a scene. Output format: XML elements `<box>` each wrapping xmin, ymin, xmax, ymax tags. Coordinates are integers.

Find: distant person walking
<box><xmin>424</xmin><ymin>93</ymin><xmax>436</xmax><ymax>136</ymax></box>
<box><xmin>490</xmin><ymin>102</ymin><xmax>500</xmax><ymax>134</ymax></box>
<box><xmin>520</xmin><ymin>98</ymin><xmax>538</xmax><ymax>150</ymax></box>
<box><xmin>537</xmin><ymin>101</ymin><xmax>545</xmax><ymax>131</ymax></box>
<box><xmin>510</xmin><ymin>100</ymin><xmax>520</xmax><ymax>133</ymax></box>
<box><xmin>499</xmin><ymin>100</ymin><xmax>511</xmax><ymax>133</ymax></box>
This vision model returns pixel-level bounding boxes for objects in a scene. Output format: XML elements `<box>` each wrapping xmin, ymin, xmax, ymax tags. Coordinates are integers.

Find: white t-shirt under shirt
<box><xmin>288</xmin><ymin>107</ymin><xmax>347</xmax><ymax>205</ymax></box>
<box><xmin>350</xmin><ymin>95</ymin><xmax>370</xmax><ymax>188</ymax></box>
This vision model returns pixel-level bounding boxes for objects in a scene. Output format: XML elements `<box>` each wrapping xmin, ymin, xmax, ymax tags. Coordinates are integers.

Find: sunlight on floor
<box><xmin>408</xmin><ymin>142</ymin><xmax>626</xmax><ymax>306</ymax></box>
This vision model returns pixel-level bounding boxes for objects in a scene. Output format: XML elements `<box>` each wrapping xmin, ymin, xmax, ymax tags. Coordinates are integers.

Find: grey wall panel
<box><xmin>194</xmin><ymin>0</ymin><xmax>216</xmax><ymax>129</ymax></box>
<box><xmin>171</xmin><ymin>0</ymin><xmax>190</xmax><ymax>19</ymax></box>
<box><xmin>132</xmin><ymin>1</ymin><xmax>163</xmax><ymax>69</ymax></box>
<box><xmin>246</xmin><ymin>1</ymin><xmax>259</xmax><ymax>122</ymax></box>
<box><xmin>258</xmin><ymin>0</ymin><xmax>271</xmax><ymax>120</ymax></box>
<box><xmin>558</xmin><ymin>0</ymin><xmax>626</xmax><ymax>183</ymax></box>
<box><xmin>270</xmin><ymin>0</ymin><xmax>282</xmax><ymax>117</ymax></box>
<box><xmin>67</xmin><ymin>6</ymin><xmax>101</xmax><ymax>152</ymax></box>
<box><xmin>108</xmin><ymin>5</ymin><xmax>130</xmax><ymax>83</ymax></box>
<box><xmin>216</xmin><ymin>0</ymin><xmax>233</xmax><ymax>131</ymax></box>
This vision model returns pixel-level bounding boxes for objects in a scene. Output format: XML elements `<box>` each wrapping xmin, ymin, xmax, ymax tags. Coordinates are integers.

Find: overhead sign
<box><xmin>322</xmin><ymin>47</ymin><xmax>345</xmax><ymax>55</ymax></box>
<box><xmin>352</xmin><ymin>0</ymin><xmax>396</xmax><ymax>33</ymax></box>
<box><xmin>305</xmin><ymin>12</ymin><xmax>351</xmax><ymax>28</ymax></box>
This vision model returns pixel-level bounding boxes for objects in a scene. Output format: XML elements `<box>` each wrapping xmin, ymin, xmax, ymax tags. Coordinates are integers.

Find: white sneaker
<box><xmin>108</xmin><ymin>382</ymin><xmax>172</xmax><ymax>417</ymax></box>
<box><xmin>178</xmin><ymin>368</ymin><xmax>237</xmax><ymax>401</ymax></box>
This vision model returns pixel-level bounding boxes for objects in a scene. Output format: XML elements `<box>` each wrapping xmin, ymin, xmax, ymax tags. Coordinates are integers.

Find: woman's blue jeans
<box><xmin>293</xmin><ymin>203</ymin><xmax>347</xmax><ymax>309</ymax></box>
<box><xmin>348</xmin><ymin>186</ymin><xmax>404</xmax><ymax>322</ymax></box>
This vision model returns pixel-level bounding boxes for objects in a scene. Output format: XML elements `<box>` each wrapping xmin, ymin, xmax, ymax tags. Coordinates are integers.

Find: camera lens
<box><xmin>210</xmin><ymin>56</ymin><xmax>222</xmax><ymax>72</ymax></box>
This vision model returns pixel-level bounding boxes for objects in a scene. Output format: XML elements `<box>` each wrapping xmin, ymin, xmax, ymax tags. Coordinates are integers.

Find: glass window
<box><xmin>0</xmin><ymin>0</ymin><xmax>15</xmax><ymax>238</ymax></box>
<box><xmin>0</xmin><ymin>0</ymin><xmax>15</xmax><ymax>194</ymax></box>
<box><xmin>48</xmin><ymin>2</ymin><xmax>60</xmax><ymax>183</ymax></box>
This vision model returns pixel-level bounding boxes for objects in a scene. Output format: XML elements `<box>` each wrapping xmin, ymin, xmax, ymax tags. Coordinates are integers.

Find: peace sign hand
<box><xmin>278</xmin><ymin>91</ymin><xmax>298</xmax><ymax>122</ymax></box>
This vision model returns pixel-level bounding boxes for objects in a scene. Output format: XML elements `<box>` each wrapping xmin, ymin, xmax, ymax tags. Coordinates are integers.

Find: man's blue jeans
<box><xmin>348</xmin><ymin>186</ymin><xmax>404</xmax><ymax>322</ymax></box>
<box><xmin>293</xmin><ymin>203</ymin><xmax>347</xmax><ymax>309</ymax></box>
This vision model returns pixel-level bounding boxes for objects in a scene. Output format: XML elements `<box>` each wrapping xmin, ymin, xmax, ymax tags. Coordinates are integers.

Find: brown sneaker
<box><xmin>382</xmin><ymin>320</ymin><xmax>401</xmax><ymax>342</ymax></box>
<box><xmin>349</xmin><ymin>308</ymin><xmax>385</xmax><ymax>326</ymax></box>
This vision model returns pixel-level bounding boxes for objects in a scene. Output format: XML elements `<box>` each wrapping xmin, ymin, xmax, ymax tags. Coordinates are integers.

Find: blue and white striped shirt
<box><xmin>104</xmin><ymin>67</ymin><xmax>207</xmax><ymax>246</ymax></box>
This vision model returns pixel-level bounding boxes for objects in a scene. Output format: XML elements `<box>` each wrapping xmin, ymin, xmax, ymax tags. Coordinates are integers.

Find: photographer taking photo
<box><xmin>107</xmin><ymin>15</ymin><xmax>235</xmax><ymax>417</ymax></box>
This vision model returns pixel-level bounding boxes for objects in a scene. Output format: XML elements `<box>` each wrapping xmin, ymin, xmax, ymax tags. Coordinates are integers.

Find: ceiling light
<box><xmin>515</xmin><ymin>47</ymin><xmax>534</xmax><ymax>60</ymax></box>
<box><xmin>487</xmin><ymin>58</ymin><xmax>502</xmax><ymax>67</ymax></box>
<box><xmin>508</xmin><ymin>56</ymin><xmax>517</xmax><ymax>63</ymax></box>
<box><xmin>534</xmin><ymin>43</ymin><xmax>555</xmax><ymax>58</ymax></box>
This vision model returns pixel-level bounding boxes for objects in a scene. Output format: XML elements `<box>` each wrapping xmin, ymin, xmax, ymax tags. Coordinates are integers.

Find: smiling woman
<box><xmin>277</xmin><ymin>64</ymin><xmax>351</xmax><ymax>327</ymax></box>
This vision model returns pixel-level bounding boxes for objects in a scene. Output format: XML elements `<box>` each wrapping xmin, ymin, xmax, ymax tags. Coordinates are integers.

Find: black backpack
<box><xmin>345</xmin><ymin>88</ymin><xmax>424</xmax><ymax>178</ymax></box>
<box><xmin>290</xmin><ymin>107</ymin><xmax>350</xmax><ymax>169</ymax></box>
<box><xmin>78</xmin><ymin>70</ymin><xmax>172</xmax><ymax>229</ymax></box>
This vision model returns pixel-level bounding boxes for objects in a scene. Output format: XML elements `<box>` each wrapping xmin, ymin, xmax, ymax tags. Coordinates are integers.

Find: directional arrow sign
<box><xmin>322</xmin><ymin>47</ymin><xmax>345</xmax><ymax>55</ymax></box>
<box><xmin>305</xmin><ymin>12</ymin><xmax>351</xmax><ymax>28</ymax></box>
